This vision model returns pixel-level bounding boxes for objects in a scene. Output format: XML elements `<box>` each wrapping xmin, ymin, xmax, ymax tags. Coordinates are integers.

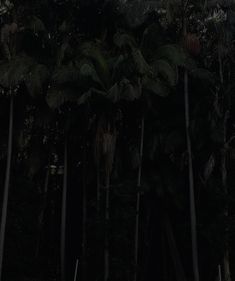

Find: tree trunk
<box><xmin>97</xmin><ymin>159</ymin><xmax>101</xmax><ymax>214</ymax></box>
<box><xmin>184</xmin><ymin>70</ymin><xmax>200</xmax><ymax>281</ymax></box>
<box><xmin>0</xmin><ymin>95</ymin><xmax>13</xmax><ymax>281</ymax></box>
<box><xmin>219</xmin><ymin>45</ymin><xmax>231</xmax><ymax>281</ymax></box>
<box><xmin>61</xmin><ymin>138</ymin><xmax>68</xmax><ymax>281</ymax></box>
<box><xmin>104</xmin><ymin>171</ymin><xmax>110</xmax><ymax>281</ymax></box>
<box><xmin>133</xmin><ymin>116</ymin><xmax>145</xmax><ymax>281</ymax></box>
<box><xmin>222</xmin><ymin>111</ymin><xmax>231</xmax><ymax>281</ymax></box>
<box><xmin>82</xmin><ymin>148</ymin><xmax>87</xmax><ymax>281</ymax></box>
<box><xmin>165</xmin><ymin>215</ymin><xmax>187</xmax><ymax>281</ymax></box>
<box><xmin>35</xmin><ymin>165</ymin><xmax>50</xmax><ymax>259</ymax></box>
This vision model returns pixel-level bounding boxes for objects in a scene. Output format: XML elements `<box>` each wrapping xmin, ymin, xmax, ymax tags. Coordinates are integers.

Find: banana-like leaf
<box><xmin>25</xmin><ymin>64</ymin><xmax>49</xmax><ymax>98</ymax></box>
<box><xmin>143</xmin><ymin>76</ymin><xmax>169</xmax><ymax>97</ymax></box>
<box><xmin>113</xmin><ymin>32</ymin><xmax>136</xmax><ymax>49</ymax></box>
<box><xmin>80</xmin><ymin>42</ymin><xmax>110</xmax><ymax>88</ymax></box>
<box><xmin>46</xmin><ymin>86</ymin><xmax>78</xmax><ymax>109</ymax></box>
<box><xmin>190</xmin><ymin>68</ymin><xmax>214</xmax><ymax>83</ymax></box>
<box><xmin>151</xmin><ymin>59</ymin><xmax>177</xmax><ymax>86</ymax></box>
<box><xmin>77</xmin><ymin>88</ymin><xmax>107</xmax><ymax>105</ymax></box>
<box><xmin>57</xmin><ymin>41</ymin><xmax>72</xmax><ymax>67</ymax></box>
<box><xmin>0</xmin><ymin>55</ymin><xmax>34</xmax><ymax>88</ymax></box>
<box><xmin>142</xmin><ymin>23</ymin><xmax>164</xmax><ymax>50</ymax></box>
<box><xmin>132</xmin><ymin>48</ymin><xmax>151</xmax><ymax>75</ymax></box>
<box><xmin>156</xmin><ymin>44</ymin><xmax>196</xmax><ymax>69</ymax></box>
<box><xmin>52</xmin><ymin>64</ymin><xmax>80</xmax><ymax>84</ymax></box>
<box><xmin>79</xmin><ymin>62</ymin><xmax>103</xmax><ymax>86</ymax></box>
<box><xmin>108</xmin><ymin>79</ymin><xmax>141</xmax><ymax>102</ymax></box>
<box><xmin>28</xmin><ymin>15</ymin><xmax>46</xmax><ymax>32</ymax></box>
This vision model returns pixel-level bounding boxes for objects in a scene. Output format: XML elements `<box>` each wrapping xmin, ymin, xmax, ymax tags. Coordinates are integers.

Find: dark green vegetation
<box><xmin>0</xmin><ymin>0</ymin><xmax>235</xmax><ymax>281</ymax></box>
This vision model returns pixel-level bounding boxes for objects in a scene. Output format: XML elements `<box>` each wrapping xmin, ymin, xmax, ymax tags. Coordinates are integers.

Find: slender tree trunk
<box><xmin>104</xmin><ymin>171</ymin><xmax>110</xmax><ymax>281</ymax></box>
<box><xmin>61</xmin><ymin>138</ymin><xmax>68</xmax><ymax>281</ymax></box>
<box><xmin>82</xmin><ymin>148</ymin><xmax>87</xmax><ymax>281</ymax></box>
<box><xmin>218</xmin><ymin>264</ymin><xmax>222</xmax><ymax>281</ymax></box>
<box><xmin>97</xmin><ymin>159</ymin><xmax>101</xmax><ymax>214</ymax></box>
<box><xmin>184</xmin><ymin>70</ymin><xmax>200</xmax><ymax>281</ymax></box>
<box><xmin>165</xmin><ymin>215</ymin><xmax>187</xmax><ymax>281</ymax></box>
<box><xmin>73</xmin><ymin>259</ymin><xmax>79</xmax><ymax>281</ymax></box>
<box><xmin>133</xmin><ymin>116</ymin><xmax>144</xmax><ymax>281</ymax></box>
<box><xmin>0</xmin><ymin>95</ymin><xmax>13</xmax><ymax>281</ymax></box>
<box><xmin>222</xmin><ymin>111</ymin><xmax>231</xmax><ymax>281</ymax></box>
<box><xmin>219</xmin><ymin>46</ymin><xmax>231</xmax><ymax>281</ymax></box>
<box><xmin>35</xmin><ymin>165</ymin><xmax>50</xmax><ymax>259</ymax></box>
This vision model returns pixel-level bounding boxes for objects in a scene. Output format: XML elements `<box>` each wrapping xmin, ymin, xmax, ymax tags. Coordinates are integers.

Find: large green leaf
<box><xmin>156</xmin><ymin>44</ymin><xmax>187</xmax><ymax>66</ymax></box>
<box><xmin>0</xmin><ymin>55</ymin><xmax>34</xmax><ymax>88</ymax></box>
<box><xmin>77</xmin><ymin>88</ymin><xmax>107</xmax><ymax>105</ymax></box>
<box><xmin>151</xmin><ymin>59</ymin><xmax>177</xmax><ymax>86</ymax></box>
<box><xmin>113</xmin><ymin>32</ymin><xmax>136</xmax><ymax>49</ymax></box>
<box><xmin>143</xmin><ymin>76</ymin><xmax>169</xmax><ymax>97</ymax></box>
<box><xmin>46</xmin><ymin>86</ymin><xmax>78</xmax><ymax>109</ymax></box>
<box><xmin>190</xmin><ymin>68</ymin><xmax>214</xmax><ymax>83</ymax></box>
<box><xmin>52</xmin><ymin>64</ymin><xmax>80</xmax><ymax>84</ymax></box>
<box><xmin>27</xmin><ymin>15</ymin><xmax>46</xmax><ymax>33</ymax></box>
<box><xmin>108</xmin><ymin>79</ymin><xmax>141</xmax><ymax>102</ymax></box>
<box><xmin>78</xmin><ymin>62</ymin><xmax>102</xmax><ymax>86</ymax></box>
<box><xmin>79</xmin><ymin>42</ymin><xmax>110</xmax><ymax>88</ymax></box>
<box><xmin>25</xmin><ymin>64</ymin><xmax>49</xmax><ymax>98</ymax></box>
<box><xmin>132</xmin><ymin>48</ymin><xmax>150</xmax><ymax>75</ymax></box>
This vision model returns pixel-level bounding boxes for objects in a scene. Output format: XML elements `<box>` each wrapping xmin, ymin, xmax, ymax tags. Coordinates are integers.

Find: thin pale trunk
<box><xmin>0</xmin><ymin>95</ymin><xmax>13</xmax><ymax>281</ymax></box>
<box><xmin>218</xmin><ymin>264</ymin><xmax>222</xmax><ymax>281</ymax></box>
<box><xmin>133</xmin><ymin>116</ymin><xmax>145</xmax><ymax>281</ymax></box>
<box><xmin>219</xmin><ymin>46</ymin><xmax>231</xmax><ymax>281</ymax></box>
<box><xmin>184</xmin><ymin>70</ymin><xmax>200</xmax><ymax>281</ymax></box>
<box><xmin>82</xmin><ymin>148</ymin><xmax>87</xmax><ymax>281</ymax></box>
<box><xmin>104</xmin><ymin>172</ymin><xmax>110</xmax><ymax>281</ymax></box>
<box><xmin>97</xmin><ymin>159</ymin><xmax>101</xmax><ymax>214</ymax></box>
<box><xmin>35</xmin><ymin>165</ymin><xmax>50</xmax><ymax>259</ymax></box>
<box><xmin>61</xmin><ymin>138</ymin><xmax>68</xmax><ymax>281</ymax></box>
<box><xmin>162</xmin><ymin>226</ymin><xmax>168</xmax><ymax>281</ymax></box>
<box><xmin>165</xmin><ymin>215</ymin><xmax>187</xmax><ymax>281</ymax></box>
<box><xmin>73</xmin><ymin>259</ymin><xmax>79</xmax><ymax>281</ymax></box>
<box><xmin>222</xmin><ymin>112</ymin><xmax>231</xmax><ymax>281</ymax></box>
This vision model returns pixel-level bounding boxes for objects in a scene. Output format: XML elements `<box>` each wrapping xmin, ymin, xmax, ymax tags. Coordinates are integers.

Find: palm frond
<box><xmin>52</xmin><ymin>64</ymin><xmax>80</xmax><ymax>84</ymax></box>
<box><xmin>0</xmin><ymin>55</ymin><xmax>34</xmax><ymax>88</ymax></box>
<box><xmin>156</xmin><ymin>44</ymin><xmax>196</xmax><ymax>70</ymax></box>
<box><xmin>113</xmin><ymin>32</ymin><xmax>136</xmax><ymax>49</ymax></box>
<box><xmin>46</xmin><ymin>86</ymin><xmax>78</xmax><ymax>109</ymax></box>
<box><xmin>151</xmin><ymin>59</ymin><xmax>177</xmax><ymax>86</ymax></box>
<box><xmin>25</xmin><ymin>64</ymin><xmax>50</xmax><ymax>98</ymax></box>
<box><xmin>132</xmin><ymin>48</ymin><xmax>150</xmax><ymax>75</ymax></box>
<box><xmin>143</xmin><ymin>76</ymin><xmax>170</xmax><ymax>97</ymax></box>
<box><xmin>79</xmin><ymin>42</ymin><xmax>110</xmax><ymax>88</ymax></box>
<box><xmin>27</xmin><ymin>15</ymin><xmax>46</xmax><ymax>33</ymax></box>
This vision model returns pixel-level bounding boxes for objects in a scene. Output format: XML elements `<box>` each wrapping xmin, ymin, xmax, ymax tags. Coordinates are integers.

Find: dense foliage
<box><xmin>0</xmin><ymin>1</ymin><xmax>235</xmax><ymax>281</ymax></box>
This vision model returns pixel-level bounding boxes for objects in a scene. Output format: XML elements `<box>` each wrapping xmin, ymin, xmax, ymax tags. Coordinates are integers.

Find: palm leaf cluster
<box><xmin>0</xmin><ymin>1</ymin><xmax>234</xmax><ymax>281</ymax></box>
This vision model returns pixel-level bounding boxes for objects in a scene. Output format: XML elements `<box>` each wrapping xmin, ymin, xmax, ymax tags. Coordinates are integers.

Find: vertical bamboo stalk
<box><xmin>133</xmin><ymin>116</ymin><xmax>145</xmax><ymax>281</ymax></box>
<box><xmin>0</xmin><ymin>95</ymin><xmax>13</xmax><ymax>281</ymax></box>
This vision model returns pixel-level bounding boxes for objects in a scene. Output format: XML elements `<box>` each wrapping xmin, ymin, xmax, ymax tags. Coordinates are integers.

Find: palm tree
<box><xmin>0</xmin><ymin>91</ymin><xmax>13</xmax><ymax>281</ymax></box>
<box><xmin>0</xmin><ymin>54</ymin><xmax>49</xmax><ymax>281</ymax></box>
<box><xmin>61</xmin><ymin>136</ymin><xmax>68</xmax><ymax>281</ymax></box>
